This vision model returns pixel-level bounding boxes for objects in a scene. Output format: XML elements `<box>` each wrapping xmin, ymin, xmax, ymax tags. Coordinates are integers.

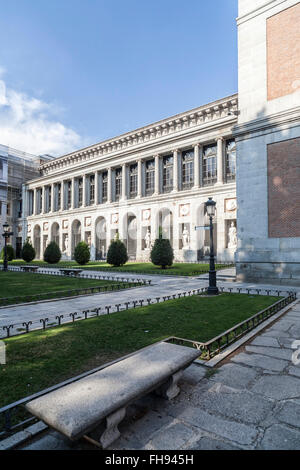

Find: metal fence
<box><xmin>0</xmin><ymin>287</ymin><xmax>297</xmax><ymax>439</ymax></box>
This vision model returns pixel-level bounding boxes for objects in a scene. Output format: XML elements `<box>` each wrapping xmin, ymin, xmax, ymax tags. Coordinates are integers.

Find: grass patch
<box><xmin>0</xmin><ymin>271</ymin><xmax>127</xmax><ymax>304</ymax></box>
<box><xmin>0</xmin><ymin>293</ymin><xmax>278</xmax><ymax>409</ymax></box>
<box><xmin>5</xmin><ymin>260</ymin><xmax>232</xmax><ymax>276</ymax></box>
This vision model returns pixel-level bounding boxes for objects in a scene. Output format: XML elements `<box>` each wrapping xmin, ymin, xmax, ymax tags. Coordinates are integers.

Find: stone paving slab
<box><xmin>231</xmin><ymin>352</ymin><xmax>289</xmax><ymax>372</ymax></box>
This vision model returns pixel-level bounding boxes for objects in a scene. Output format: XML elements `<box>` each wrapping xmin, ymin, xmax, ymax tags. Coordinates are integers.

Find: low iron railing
<box><xmin>0</xmin><ymin>288</ymin><xmax>296</xmax><ymax>439</ymax></box>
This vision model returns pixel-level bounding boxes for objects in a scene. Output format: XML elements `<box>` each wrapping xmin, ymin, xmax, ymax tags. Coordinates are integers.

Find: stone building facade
<box><xmin>23</xmin><ymin>95</ymin><xmax>239</xmax><ymax>262</ymax></box>
<box><xmin>235</xmin><ymin>0</ymin><xmax>300</xmax><ymax>285</ymax></box>
<box><xmin>0</xmin><ymin>145</ymin><xmax>53</xmax><ymax>257</ymax></box>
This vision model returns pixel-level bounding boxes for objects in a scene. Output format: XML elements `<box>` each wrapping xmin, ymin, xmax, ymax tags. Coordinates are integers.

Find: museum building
<box><xmin>22</xmin><ymin>95</ymin><xmax>239</xmax><ymax>262</ymax></box>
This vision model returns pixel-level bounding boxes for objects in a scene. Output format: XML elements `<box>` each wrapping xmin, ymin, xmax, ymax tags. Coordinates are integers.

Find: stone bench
<box><xmin>26</xmin><ymin>342</ymin><xmax>200</xmax><ymax>449</ymax></box>
<box><xmin>59</xmin><ymin>268</ymin><xmax>82</xmax><ymax>276</ymax></box>
<box><xmin>21</xmin><ymin>265</ymin><xmax>39</xmax><ymax>273</ymax></box>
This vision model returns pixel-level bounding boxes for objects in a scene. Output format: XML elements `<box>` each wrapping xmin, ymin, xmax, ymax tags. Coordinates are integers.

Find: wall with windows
<box><xmin>24</xmin><ymin>95</ymin><xmax>238</xmax><ymax>262</ymax></box>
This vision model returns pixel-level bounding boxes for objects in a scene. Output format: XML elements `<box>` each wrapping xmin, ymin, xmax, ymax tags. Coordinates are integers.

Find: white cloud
<box><xmin>0</xmin><ymin>73</ymin><xmax>83</xmax><ymax>156</ymax></box>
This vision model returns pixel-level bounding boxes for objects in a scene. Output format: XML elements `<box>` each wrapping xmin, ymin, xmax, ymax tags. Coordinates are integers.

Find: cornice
<box><xmin>39</xmin><ymin>95</ymin><xmax>238</xmax><ymax>178</ymax></box>
<box><xmin>237</xmin><ymin>0</ymin><xmax>288</xmax><ymax>25</ymax></box>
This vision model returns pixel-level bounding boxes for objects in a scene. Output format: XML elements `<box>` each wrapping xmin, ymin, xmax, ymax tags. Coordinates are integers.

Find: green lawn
<box><xmin>0</xmin><ymin>271</ymin><xmax>128</xmax><ymax>305</ymax></box>
<box><xmin>0</xmin><ymin>293</ymin><xmax>278</xmax><ymax>409</ymax></box>
<box><xmin>4</xmin><ymin>260</ymin><xmax>232</xmax><ymax>276</ymax></box>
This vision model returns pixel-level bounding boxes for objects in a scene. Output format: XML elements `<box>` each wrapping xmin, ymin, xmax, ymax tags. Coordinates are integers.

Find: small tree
<box><xmin>150</xmin><ymin>229</ymin><xmax>174</xmax><ymax>269</ymax></box>
<box><xmin>21</xmin><ymin>240</ymin><xmax>36</xmax><ymax>263</ymax></box>
<box><xmin>107</xmin><ymin>235</ymin><xmax>128</xmax><ymax>267</ymax></box>
<box><xmin>0</xmin><ymin>244</ymin><xmax>15</xmax><ymax>262</ymax></box>
<box><xmin>44</xmin><ymin>241</ymin><xmax>61</xmax><ymax>264</ymax></box>
<box><xmin>74</xmin><ymin>241</ymin><xmax>90</xmax><ymax>265</ymax></box>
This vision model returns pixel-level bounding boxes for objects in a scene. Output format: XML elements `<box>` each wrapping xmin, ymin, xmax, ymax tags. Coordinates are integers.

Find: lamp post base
<box><xmin>207</xmin><ymin>286</ymin><xmax>219</xmax><ymax>296</ymax></box>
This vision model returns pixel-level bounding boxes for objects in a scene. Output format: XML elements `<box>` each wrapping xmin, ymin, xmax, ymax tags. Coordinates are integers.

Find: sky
<box><xmin>0</xmin><ymin>0</ymin><xmax>238</xmax><ymax>157</ymax></box>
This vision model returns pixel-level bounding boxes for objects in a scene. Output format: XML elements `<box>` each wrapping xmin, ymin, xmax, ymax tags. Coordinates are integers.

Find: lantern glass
<box><xmin>206</xmin><ymin>198</ymin><xmax>216</xmax><ymax>217</ymax></box>
<box><xmin>3</xmin><ymin>222</ymin><xmax>9</xmax><ymax>234</ymax></box>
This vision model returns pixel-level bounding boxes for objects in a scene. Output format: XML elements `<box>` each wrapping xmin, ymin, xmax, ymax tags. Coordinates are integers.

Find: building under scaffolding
<box><xmin>0</xmin><ymin>144</ymin><xmax>54</xmax><ymax>257</ymax></box>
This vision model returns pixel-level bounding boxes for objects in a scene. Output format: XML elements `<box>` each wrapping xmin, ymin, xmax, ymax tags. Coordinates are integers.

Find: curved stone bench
<box><xmin>59</xmin><ymin>268</ymin><xmax>82</xmax><ymax>277</ymax></box>
<box><xmin>26</xmin><ymin>342</ymin><xmax>200</xmax><ymax>448</ymax></box>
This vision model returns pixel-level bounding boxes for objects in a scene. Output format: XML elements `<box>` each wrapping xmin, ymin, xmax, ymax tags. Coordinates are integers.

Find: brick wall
<box><xmin>267</xmin><ymin>2</ymin><xmax>300</xmax><ymax>101</ymax></box>
<box><xmin>268</xmin><ymin>137</ymin><xmax>300</xmax><ymax>238</ymax></box>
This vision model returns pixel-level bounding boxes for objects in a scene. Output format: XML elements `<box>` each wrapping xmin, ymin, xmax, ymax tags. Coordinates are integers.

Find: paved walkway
<box><xmin>0</xmin><ymin>268</ymin><xmax>297</xmax><ymax>338</ymax></box>
<box><xmin>18</xmin><ymin>299</ymin><xmax>300</xmax><ymax>450</ymax></box>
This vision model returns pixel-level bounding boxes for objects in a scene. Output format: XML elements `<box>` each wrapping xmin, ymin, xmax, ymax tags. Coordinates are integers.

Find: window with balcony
<box><xmin>225</xmin><ymin>139</ymin><xmax>236</xmax><ymax>182</ymax></box>
<box><xmin>145</xmin><ymin>159</ymin><xmax>155</xmax><ymax>196</ymax></box>
<box><xmin>67</xmin><ymin>181</ymin><xmax>72</xmax><ymax>209</ymax></box>
<box><xmin>102</xmin><ymin>172</ymin><xmax>108</xmax><ymax>203</ymax></box>
<box><xmin>203</xmin><ymin>144</ymin><xmax>217</xmax><ymax>186</ymax></box>
<box><xmin>181</xmin><ymin>150</ymin><xmax>194</xmax><ymax>190</ymax></box>
<box><xmin>78</xmin><ymin>178</ymin><xmax>83</xmax><ymax>207</ymax></box>
<box><xmin>129</xmin><ymin>164</ymin><xmax>138</xmax><ymax>199</ymax></box>
<box><xmin>89</xmin><ymin>175</ymin><xmax>95</xmax><ymax>205</ymax></box>
<box><xmin>115</xmin><ymin>168</ymin><xmax>122</xmax><ymax>201</ymax></box>
<box><xmin>162</xmin><ymin>155</ymin><xmax>173</xmax><ymax>193</ymax></box>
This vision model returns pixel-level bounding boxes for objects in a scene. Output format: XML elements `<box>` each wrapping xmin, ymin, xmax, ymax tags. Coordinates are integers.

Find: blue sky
<box><xmin>0</xmin><ymin>0</ymin><xmax>238</xmax><ymax>156</ymax></box>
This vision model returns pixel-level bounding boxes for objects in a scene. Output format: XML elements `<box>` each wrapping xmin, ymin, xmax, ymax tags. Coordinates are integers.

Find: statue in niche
<box><xmin>87</xmin><ymin>234</ymin><xmax>91</xmax><ymax>247</ymax></box>
<box><xmin>145</xmin><ymin>228</ymin><xmax>151</xmax><ymax>250</ymax></box>
<box><xmin>182</xmin><ymin>226</ymin><xmax>190</xmax><ymax>249</ymax></box>
<box><xmin>228</xmin><ymin>222</ymin><xmax>237</xmax><ymax>249</ymax></box>
<box><xmin>64</xmin><ymin>235</ymin><xmax>69</xmax><ymax>254</ymax></box>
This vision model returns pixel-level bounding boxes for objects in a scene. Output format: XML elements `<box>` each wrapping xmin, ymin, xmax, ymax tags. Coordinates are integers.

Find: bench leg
<box><xmin>99</xmin><ymin>407</ymin><xmax>126</xmax><ymax>449</ymax></box>
<box><xmin>155</xmin><ymin>370</ymin><xmax>183</xmax><ymax>400</ymax></box>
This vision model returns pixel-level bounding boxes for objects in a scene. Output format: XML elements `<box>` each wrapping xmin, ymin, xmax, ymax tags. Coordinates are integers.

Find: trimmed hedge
<box><xmin>44</xmin><ymin>241</ymin><xmax>62</xmax><ymax>264</ymax></box>
<box><xmin>74</xmin><ymin>241</ymin><xmax>90</xmax><ymax>265</ymax></box>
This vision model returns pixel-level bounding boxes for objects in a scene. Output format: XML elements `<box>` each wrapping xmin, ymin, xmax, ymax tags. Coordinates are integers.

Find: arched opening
<box><xmin>158</xmin><ymin>208</ymin><xmax>173</xmax><ymax>247</ymax></box>
<box><xmin>95</xmin><ymin>216</ymin><xmax>107</xmax><ymax>260</ymax></box>
<box><xmin>33</xmin><ymin>225</ymin><xmax>41</xmax><ymax>259</ymax></box>
<box><xmin>124</xmin><ymin>213</ymin><xmax>137</xmax><ymax>260</ymax></box>
<box><xmin>72</xmin><ymin>220</ymin><xmax>81</xmax><ymax>257</ymax></box>
<box><xmin>51</xmin><ymin>222</ymin><xmax>60</xmax><ymax>246</ymax></box>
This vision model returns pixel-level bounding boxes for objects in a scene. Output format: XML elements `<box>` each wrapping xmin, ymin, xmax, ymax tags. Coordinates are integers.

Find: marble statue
<box><xmin>182</xmin><ymin>226</ymin><xmax>190</xmax><ymax>248</ymax></box>
<box><xmin>64</xmin><ymin>235</ymin><xmax>69</xmax><ymax>254</ymax></box>
<box><xmin>87</xmin><ymin>234</ymin><xmax>91</xmax><ymax>247</ymax></box>
<box><xmin>145</xmin><ymin>228</ymin><xmax>151</xmax><ymax>250</ymax></box>
<box><xmin>228</xmin><ymin>222</ymin><xmax>237</xmax><ymax>249</ymax></box>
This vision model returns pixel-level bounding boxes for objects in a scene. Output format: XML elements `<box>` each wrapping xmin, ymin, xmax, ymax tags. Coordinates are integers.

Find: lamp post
<box><xmin>2</xmin><ymin>222</ymin><xmax>13</xmax><ymax>272</ymax></box>
<box><xmin>205</xmin><ymin>197</ymin><xmax>219</xmax><ymax>295</ymax></box>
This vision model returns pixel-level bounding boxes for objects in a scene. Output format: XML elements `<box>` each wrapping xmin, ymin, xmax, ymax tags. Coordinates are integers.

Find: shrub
<box><xmin>107</xmin><ymin>238</ymin><xmax>128</xmax><ymax>267</ymax></box>
<box><xmin>74</xmin><ymin>241</ymin><xmax>90</xmax><ymax>265</ymax></box>
<box><xmin>0</xmin><ymin>244</ymin><xmax>15</xmax><ymax>261</ymax></box>
<box><xmin>43</xmin><ymin>241</ymin><xmax>61</xmax><ymax>264</ymax></box>
<box><xmin>150</xmin><ymin>232</ymin><xmax>174</xmax><ymax>269</ymax></box>
<box><xmin>21</xmin><ymin>240</ymin><xmax>36</xmax><ymax>263</ymax></box>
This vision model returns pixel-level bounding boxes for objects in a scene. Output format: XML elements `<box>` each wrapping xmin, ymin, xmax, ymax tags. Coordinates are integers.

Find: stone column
<box><xmin>172</xmin><ymin>149</ymin><xmax>179</xmax><ymax>192</ymax></box>
<box><xmin>121</xmin><ymin>164</ymin><xmax>127</xmax><ymax>201</ymax></box>
<box><xmin>107</xmin><ymin>168</ymin><xmax>112</xmax><ymax>203</ymax></box>
<box><xmin>61</xmin><ymin>181</ymin><xmax>65</xmax><ymax>211</ymax></box>
<box><xmin>154</xmin><ymin>154</ymin><xmax>160</xmax><ymax>195</ymax></box>
<box><xmin>71</xmin><ymin>178</ymin><xmax>75</xmax><ymax>209</ymax></box>
<box><xmin>83</xmin><ymin>175</ymin><xmax>87</xmax><ymax>207</ymax></box>
<box><xmin>193</xmin><ymin>144</ymin><xmax>200</xmax><ymax>189</ymax></box>
<box><xmin>33</xmin><ymin>188</ymin><xmax>37</xmax><ymax>215</ymax></box>
<box><xmin>42</xmin><ymin>186</ymin><xmax>46</xmax><ymax>214</ymax></box>
<box><xmin>216</xmin><ymin>137</ymin><xmax>224</xmax><ymax>185</ymax></box>
<box><xmin>94</xmin><ymin>172</ymin><xmax>99</xmax><ymax>205</ymax></box>
<box><xmin>137</xmin><ymin>159</ymin><xmax>143</xmax><ymax>198</ymax></box>
<box><xmin>51</xmin><ymin>183</ymin><xmax>55</xmax><ymax>212</ymax></box>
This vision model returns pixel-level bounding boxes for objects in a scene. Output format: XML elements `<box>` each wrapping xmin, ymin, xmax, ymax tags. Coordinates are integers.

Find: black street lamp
<box><xmin>205</xmin><ymin>197</ymin><xmax>219</xmax><ymax>295</ymax></box>
<box><xmin>2</xmin><ymin>222</ymin><xmax>13</xmax><ymax>272</ymax></box>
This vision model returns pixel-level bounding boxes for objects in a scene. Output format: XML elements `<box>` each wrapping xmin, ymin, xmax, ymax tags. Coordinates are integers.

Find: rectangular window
<box><xmin>102</xmin><ymin>172</ymin><xmax>108</xmax><ymax>203</ymax></box>
<box><xmin>89</xmin><ymin>175</ymin><xmax>95</xmax><ymax>205</ymax></box>
<box><xmin>0</xmin><ymin>161</ymin><xmax>3</xmax><ymax>179</ymax></box>
<box><xmin>203</xmin><ymin>144</ymin><xmax>217</xmax><ymax>186</ymax></box>
<box><xmin>162</xmin><ymin>155</ymin><xmax>173</xmax><ymax>193</ymax></box>
<box><xmin>225</xmin><ymin>139</ymin><xmax>236</xmax><ymax>182</ymax></box>
<box><xmin>115</xmin><ymin>168</ymin><xmax>122</xmax><ymax>201</ymax></box>
<box><xmin>38</xmin><ymin>189</ymin><xmax>42</xmax><ymax>214</ymax></box>
<box><xmin>145</xmin><ymin>159</ymin><xmax>155</xmax><ymax>196</ymax></box>
<box><xmin>182</xmin><ymin>150</ymin><xmax>194</xmax><ymax>190</ymax></box>
<box><xmin>47</xmin><ymin>186</ymin><xmax>51</xmax><ymax>212</ymax></box>
<box><xmin>78</xmin><ymin>178</ymin><xmax>83</xmax><ymax>207</ymax></box>
<box><xmin>129</xmin><ymin>164</ymin><xmax>138</xmax><ymax>199</ymax></box>
<box><xmin>67</xmin><ymin>181</ymin><xmax>72</xmax><ymax>209</ymax></box>
<box><xmin>57</xmin><ymin>183</ymin><xmax>61</xmax><ymax>211</ymax></box>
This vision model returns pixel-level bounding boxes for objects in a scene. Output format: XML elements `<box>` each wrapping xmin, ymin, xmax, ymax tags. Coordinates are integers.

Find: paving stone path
<box><xmin>0</xmin><ymin>267</ymin><xmax>295</xmax><ymax>338</ymax></box>
<box><xmin>19</xmin><ymin>298</ymin><xmax>300</xmax><ymax>450</ymax></box>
